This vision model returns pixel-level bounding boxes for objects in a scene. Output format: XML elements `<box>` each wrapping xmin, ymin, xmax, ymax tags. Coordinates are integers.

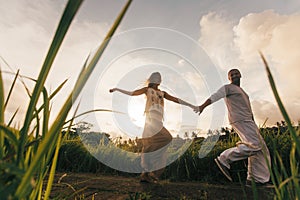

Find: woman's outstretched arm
<box><xmin>164</xmin><ymin>91</ymin><xmax>197</xmax><ymax>110</ymax></box>
<box><xmin>109</xmin><ymin>87</ymin><xmax>147</xmax><ymax>96</ymax></box>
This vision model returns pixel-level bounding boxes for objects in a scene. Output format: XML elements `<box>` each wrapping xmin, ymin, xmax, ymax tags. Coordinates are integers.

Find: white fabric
<box><xmin>141</xmin><ymin>127</ymin><xmax>172</xmax><ymax>172</ymax></box>
<box><xmin>142</xmin><ymin>112</ymin><xmax>164</xmax><ymax>138</ymax></box>
<box><xmin>143</xmin><ymin>88</ymin><xmax>165</xmax><ymax>138</ymax></box>
<box><xmin>210</xmin><ymin>84</ymin><xmax>271</xmax><ymax>183</ymax></box>
<box><xmin>218</xmin><ymin>120</ymin><xmax>271</xmax><ymax>183</ymax></box>
<box><xmin>141</xmin><ymin>87</ymin><xmax>172</xmax><ymax>174</ymax></box>
<box><xmin>144</xmin><ymin>88</ymin><xmax>164</xmax><ymax>116</ymax></box>
<box><xmin>209</xmin><ymin>84</ymin><xmax>253</xmax><ymax>124</ymax></box>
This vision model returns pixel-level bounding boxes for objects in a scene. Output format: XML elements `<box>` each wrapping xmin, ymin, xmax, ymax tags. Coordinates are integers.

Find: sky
<box><xmin>1</xmin><ymin>0</ymin><xmax>300</xmax><ymax>139</ymax></box>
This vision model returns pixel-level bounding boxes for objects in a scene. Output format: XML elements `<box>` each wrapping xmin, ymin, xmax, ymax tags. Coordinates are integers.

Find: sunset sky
<box><xmin>1</xmin><ymin>0</ymin><xmax>300</xmax><ymax>139</ymax></box>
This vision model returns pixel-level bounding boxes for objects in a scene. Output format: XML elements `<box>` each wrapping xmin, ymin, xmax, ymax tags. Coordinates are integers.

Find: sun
<box><xmin>127</xmin><ymin>96</ymin><xmax>146</xmax><ymax>128</ymax></box>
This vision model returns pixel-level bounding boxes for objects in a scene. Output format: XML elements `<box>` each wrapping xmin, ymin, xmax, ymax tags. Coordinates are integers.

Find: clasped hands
<box><xmin>193</xmin><ymin>105</ymin><xmax>204</xmax><ymax>115</ymax></box>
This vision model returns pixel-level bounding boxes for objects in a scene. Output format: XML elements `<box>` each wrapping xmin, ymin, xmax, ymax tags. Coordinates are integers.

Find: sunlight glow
<box><xmin>127</xmin><ymin>96</ymin><xmax>146</xmax><ymax>128</ymax></box>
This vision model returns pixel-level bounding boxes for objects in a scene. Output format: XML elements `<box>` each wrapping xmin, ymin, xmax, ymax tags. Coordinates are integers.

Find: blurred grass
<box><xmin>260</xmin><ymin>52</ymin><xmax>300</xmax><ymax>200</ymax></box>
<box><xmin>0</xmin><ymin>0</ymin><xmax>132</xmax><ymax>199</ymax></box>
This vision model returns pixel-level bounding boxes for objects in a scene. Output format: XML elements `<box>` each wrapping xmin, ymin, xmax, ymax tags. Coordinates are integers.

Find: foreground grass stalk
<box><xmin>18</xmin><ymin>0</ymin><xmax>84</xmax><ymax>166</ymax></box>
<box><xmin>0</xmin><ymin>69</ymin><xmax>4</xmax><ymax>159</ymax></box>
<box><xmin>4</xmin><ymin>70</ymin><xmax>19</xmax><ymax>110</ymax></box>
<box><xmin>15</xmin><ymin>0</ymin><xmax>132</xmax><ymax>198</ymax></box>
<box><xmin>44</xmin><ymin>106</ymin><xmax>78</xmax><ymax>200</ymax></box>
<box><xmin>260</xmin><ymin>52</ymin><xmax>300</xmax><ymax>199</ymax></box>
<box><xmin>42</xmin><ymin>88</ymin><xmax>50</xmax><ymax>138</ymax></box>
<box><xmin>43</xmin><ymin>133</ymin><xmax>62</xmax><ymax>200</ymax></box>
<box><xmin>260</xmin><ymin>53</ymin><xmax>300</xmax><ymax>157</ymax></box>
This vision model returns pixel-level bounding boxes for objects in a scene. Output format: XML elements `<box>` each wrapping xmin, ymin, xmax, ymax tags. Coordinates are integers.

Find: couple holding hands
<box><xmin>109</xmin><ymin>69</ymin><xmax>271</xmax><ymax>186</ymax></box>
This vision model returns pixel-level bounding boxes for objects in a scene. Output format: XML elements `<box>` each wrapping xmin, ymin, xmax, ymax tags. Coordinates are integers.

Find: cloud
<box><xmin>0</xmin><ymin>0</ymin><xmax>110</xmax><ymax>88</ymax></box>
<box><xmin>183</xmin><ymin>71</ymin><xmax>207</xmax><ymax>95</ymax></box>
<box><xmin>0</xmin><ymin>1</ymin><xmax>63</xmax><ymax>75</ymax></box>
<box><xmin>199</xmin><ymin>10</ymin><xmax>300</xmax><ymax>125</ymax></box>
<box><xmin>252</xmin><ymin>99</ymin><xmax>300</xmax><ymax>126</ymax></box>
<box><xmin>251</xmin><ymin>100</ymin><xmax>281</xmax><ymax>126</ymax></box>
<box><xmin>233</xmin><ymin>10</ymin><xmax>287</xmax><ymax>62</ymax></box>
<box><xmin>0</xmin><ymin>0</ymin><xmax>113</xmax><ymax>127</ymax></box>
<box><xmin>234</xmin><ymin>10</ymin><xmax>300</xmax><ymax>124</ymax></box>
<box><xmin>199</xmin><ymin>12</ymin><xmax>240</xmax><ymax>70</ymax></box>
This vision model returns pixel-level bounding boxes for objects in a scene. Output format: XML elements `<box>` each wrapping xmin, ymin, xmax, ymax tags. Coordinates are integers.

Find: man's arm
<box><xmin>195</xmin><ymin>85</ymin><xmax>226</xmax><ymax>114</ymax></box>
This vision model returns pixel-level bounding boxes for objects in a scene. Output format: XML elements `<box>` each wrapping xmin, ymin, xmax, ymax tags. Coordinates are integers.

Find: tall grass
<box><xmin>0</xmin><ymin>0</ymin><xmax>132</xmax><ymax>199</ymax></box>
<box><xmin>260</xmin><ymin>53</ymin><xmax>300</xmax><ymax>200</ymax></box>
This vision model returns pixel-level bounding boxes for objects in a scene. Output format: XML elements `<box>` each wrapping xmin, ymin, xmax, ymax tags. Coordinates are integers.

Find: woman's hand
<box><xmin>189</xmin><ymin>105</ymin><xmax>198</xmax><ymax>111</ymax></box>
<box><xmin>109</xmin><ymin>87</ymin><xmax>146</xmax><ymax>96</ymax></box>
<box><xmin>109</xmin><ymin>88</ymin><xmax>117</xmax><ymax>93</ymax></box>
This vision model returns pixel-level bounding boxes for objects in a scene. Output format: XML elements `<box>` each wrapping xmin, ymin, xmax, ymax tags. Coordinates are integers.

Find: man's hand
<box><xmin>194</xmin><ymin>99</ymin><xmax>211</xmax><ymax>115</ymax></box>
<box><xmin>190</xmin><ymin>105</ymin><xmax>198</xmax><ymax>111</ymax></box>
<box><xmin>193</xmin><ymin>106</ymin><xmax>200</xmax><ymax>114</ymax></box>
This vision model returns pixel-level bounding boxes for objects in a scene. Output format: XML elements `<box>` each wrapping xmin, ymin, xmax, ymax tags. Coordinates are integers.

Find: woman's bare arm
<box><xmin>164</xmin><ymin>92</ymin><xmax>196</xmax><ymax>109</ymax></box>
<box><xmin>109</xmin><ymin>87</ymin><xmax>147</xmax><ymax>96</ymax></box>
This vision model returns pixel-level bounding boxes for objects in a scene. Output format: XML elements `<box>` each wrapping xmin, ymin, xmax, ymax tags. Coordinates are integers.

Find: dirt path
<box><xmin>48</xmin><ymin>173</ymin><xmax>274</xmax><ymax>200</ymax></box>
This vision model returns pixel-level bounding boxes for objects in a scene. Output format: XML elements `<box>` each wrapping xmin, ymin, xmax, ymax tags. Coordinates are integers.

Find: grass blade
<box><xmin>0</xmin><ymin>67</ymin><xmax>5</xmax><ymax>159</ymax></box>
<box><xmin>1</xmin><ymin>71</ymin><xmax>67</xmax><ymax>126</ymax></box>
<box><xmin>15</xmin><ymin>0</ymin><xmax>132</xmax><ymax>197</ymax></box>
<box><xmin>7</xmin><ymin>108</ymin><xmax>19</xmax><ymax>126</ymax></box>
<box><xmin>63</xmin><ymin>108</ymin><xmax>123</xmax><ymax>127</ymax></box>
<box><xmin>42</xmin><ymin>88</ymin><xmax>50</xmax><ymax>137</ymax></box>
<box><xmin>43</xmin><ymin>133</ymin><xmax>62</xmax><ymax>200</ymax></box>
<box><xmin>260</xmin><ymin>52</ymin><xmax>300</xmax><ymax>156</ymax></box>
<box><xmin>260</xmin><ymin>52</ymin><xmax>300</xmax><ymax>199</ymax></box>
<box><xmin>48</xmin><ymin>79</ymin><xmax>68</xmax><ymax>100</ymax></box>
<box><xmin>44</xmin><ymin>103</ymin><xmax>79</xmax><ymax>200</ymax></box>
<box><xmin>4</xmin><ymin>70</ymin><xmax>19</xmax><ymax>109</ymax></box>
<box><xmin>18</xmin><ymin>0</ymin><xmax>84</xmax><ymax>165</ymax></box>
<box><xmin>0</xmin><ymin>125</ymin><xmax>18</xmax><ymax>149</ymax></box>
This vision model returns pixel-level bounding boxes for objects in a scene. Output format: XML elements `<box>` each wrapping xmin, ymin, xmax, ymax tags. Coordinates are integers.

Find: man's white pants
<box><xmin>217</xmin><ymin>120</ymin><xmax>271</xmax><ymax>183</ymax></box>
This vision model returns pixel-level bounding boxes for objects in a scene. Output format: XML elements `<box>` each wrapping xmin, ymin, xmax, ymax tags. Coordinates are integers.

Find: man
<box><xmin>195</xmin><ymin>69</ymin><xmax>271</xmax><ymax>186</ymax></box>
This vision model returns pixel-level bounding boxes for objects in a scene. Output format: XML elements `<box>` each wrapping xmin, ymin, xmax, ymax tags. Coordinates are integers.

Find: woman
<box><xmin>110</xmin><ymin>72</ymin><xmax>196</xmax><ymax>183</ymax></box>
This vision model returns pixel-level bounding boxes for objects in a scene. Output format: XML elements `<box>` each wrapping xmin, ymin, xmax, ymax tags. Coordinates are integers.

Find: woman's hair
<box><xmin>146</xmin><ymin>72</ymin><xmax>161</xmax><ymax>87</ymax></box>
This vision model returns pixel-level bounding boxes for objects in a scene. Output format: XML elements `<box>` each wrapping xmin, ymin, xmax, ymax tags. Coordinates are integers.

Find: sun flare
<box><xmin>127</xmin><ymin>96</ymin><xmax>146</xmax><ymax>128</ymax></box>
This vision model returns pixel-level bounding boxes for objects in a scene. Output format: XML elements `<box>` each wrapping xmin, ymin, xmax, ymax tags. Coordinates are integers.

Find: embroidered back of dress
<box><xmin>145</xmin><ymin>88</ymin><xmax>164</xmax><ymax>115</ymax></box>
